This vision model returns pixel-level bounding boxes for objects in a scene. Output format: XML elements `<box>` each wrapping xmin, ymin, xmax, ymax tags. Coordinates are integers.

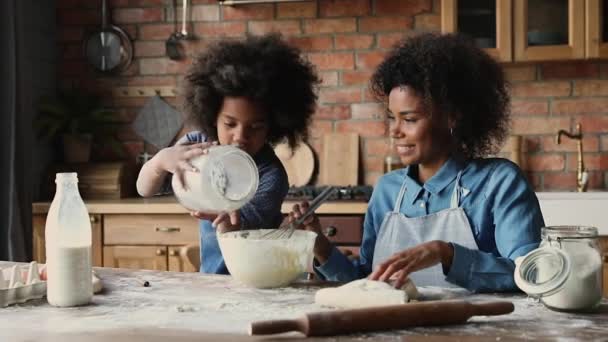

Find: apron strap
<box><xmin>393</xmin><ymin>178</ymin><xmax>408</xmax><ymax>213</ymax></box>
<box><xmin>450</xmin><ymin>170</ymin><xmax>464</xmax><ymax>209</ymax></box>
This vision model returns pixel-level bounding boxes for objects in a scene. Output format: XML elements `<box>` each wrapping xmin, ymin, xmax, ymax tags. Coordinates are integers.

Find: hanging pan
<box><xmin>84</xmin><ymin>0</ymin><xmax>133</xmax><ymax>73</ymax></box>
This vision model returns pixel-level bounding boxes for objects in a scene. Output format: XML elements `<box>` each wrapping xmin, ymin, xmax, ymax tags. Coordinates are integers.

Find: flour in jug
<box><xmin>540</xmin><ymin>243</ymin><xmax>603</xmax><ymax>310</ymax></box>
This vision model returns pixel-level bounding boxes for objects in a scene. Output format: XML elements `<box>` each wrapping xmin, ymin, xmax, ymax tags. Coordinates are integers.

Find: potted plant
<box><xmin>35</xmin><ymin>89</ymin><xmax>122</xmax><ymax>163</ymax></box>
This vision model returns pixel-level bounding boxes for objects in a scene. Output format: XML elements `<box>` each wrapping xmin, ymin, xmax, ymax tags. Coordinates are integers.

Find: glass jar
<box><xmin>514</xmin><ymin>226</ymin><xmax>603</xmax><ymax>312</ymax></box>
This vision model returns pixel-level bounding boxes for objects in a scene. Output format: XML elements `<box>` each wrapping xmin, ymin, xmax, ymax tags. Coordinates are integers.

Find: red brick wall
<box><xmin>57</xmin><ymin>0</ymin><xmax>608</xmax><ymax>190</ymax></box>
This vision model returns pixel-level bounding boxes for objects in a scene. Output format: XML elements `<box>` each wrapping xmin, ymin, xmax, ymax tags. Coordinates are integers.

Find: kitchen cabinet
<box><xmin>442</xmin><ymin>0</ymin><xmax>591</xmax><ymax>62</ymax></box>
<box><xmin>442</xmin><ymin>0</ymin><xmax>513</xmax><ymax>61</ymax></box>
<box><xmin>103</xmin><ymin>246</ymin><xmax>168</xmax><ymax>271</ymax></box>
<box><xmin>32</xmin><ymin>214</ymin><xmax>103</xmax><ymax>267</ymax></box>
<box><xmin>600</xmin><ymin>236</ymin><xmax>608</xmax><ymax>297</ymax></box>
<box><xmin>32</xmin><ymin>198</ymin><xmax>366</xmax><ymax>273</ymax></box>
<box><xmin>586</xmin><ymin>0</ymin><xmax>608</xmax><ymax>58</ymax></box>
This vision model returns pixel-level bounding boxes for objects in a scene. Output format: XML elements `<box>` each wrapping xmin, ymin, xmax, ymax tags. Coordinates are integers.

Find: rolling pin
<box><xmin>249</xmin><ymin>300</ymin><xmax>514</xmax><ymax>336</ymax></box>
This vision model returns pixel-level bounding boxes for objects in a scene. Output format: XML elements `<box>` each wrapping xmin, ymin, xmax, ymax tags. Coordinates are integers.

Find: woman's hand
<box><xmin>155</xmin><ymin>141</ymin><xmax>216</xmax><ymax>189</ymax></box>
<box><xmin>288</xmin><ymin>201</ymin><xmax>322</xmax><ymax>234</ymax></box>
<box><xmin>289</xmin><ymin>201</ymin><xmax>332</xmax><ymax>262</ymax></box>
<box><xmin>191</xmin><ymin>210</ymin><xmax>241</xmax><ymax>233</ymax></box>
<box><xmin>368</xmin><ymin>240</ymin><xmax>454</xmax><ymax>289</ymax></box>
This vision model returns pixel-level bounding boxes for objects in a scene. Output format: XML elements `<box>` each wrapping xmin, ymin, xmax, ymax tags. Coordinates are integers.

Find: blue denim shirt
<box><xmin>177</xmin><ymin>131</ymin><xmax>289</xmax><ymax>274</ymax></box>
<box><xmin>316</xmin><ymin>156</ymin><xmax>544</xmax><ymax>292</ymax></box>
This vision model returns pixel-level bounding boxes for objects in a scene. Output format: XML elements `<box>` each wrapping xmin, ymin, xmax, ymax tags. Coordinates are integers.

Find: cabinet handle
<box><xmin>324</xmin><ymin>226</ymin><xmax>337</xmax><ymax>237</ymax></box>
<box><xmin>169</xmin><ymin>249</ymin><xmax>177</xmax><ymax>256</ymax></box>
<box><xmin>89</xmin><ymin>216</ymin><xmax>97</xmax><ymax>224</ymax></box>
<box><xmin>156</xmin><ymin>227</ymin><xmax>181</xmax><ymax>233</ymax></box>
<box><xmin>156</xmin><ymin>249</ymin><xmax>165</xmax><ymax>256</ymax></box>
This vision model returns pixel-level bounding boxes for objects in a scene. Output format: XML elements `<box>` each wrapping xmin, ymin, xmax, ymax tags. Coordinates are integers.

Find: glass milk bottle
<box><xmin>45</xmin><ymin>173</ymin><xmax>93</xmax><ymax>307</ymax></box>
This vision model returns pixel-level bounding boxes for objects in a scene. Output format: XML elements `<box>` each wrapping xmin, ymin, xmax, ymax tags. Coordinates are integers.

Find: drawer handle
<box><xmin>156</xmin><ymin>249</ymin><xmax>165</xmax><ymax>256</ymax></box>
<box><xmin>324</xmin><ymin>226</ymin><xmax>337</xmax><ymax>237</ymax></box>
<box><xmin>89</xmin><ymin>216</ymin><xmax>97</xmax><ymax>224</ymax></box>
<box><xmin>169</xmin><ymin>249</ymin><xmax>178</xmax><ymax>256</ymax></box>
<box><xmin>156</xmin><ymin>227</ymin><xmax>181</xmax><ymax>233</ymax></box>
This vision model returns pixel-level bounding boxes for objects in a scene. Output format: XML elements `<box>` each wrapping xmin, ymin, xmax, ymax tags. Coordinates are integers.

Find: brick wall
<box><xmin>56</xmin><ymin>0</ymin><xmax>608</xmax><ymax>190</ymax></box>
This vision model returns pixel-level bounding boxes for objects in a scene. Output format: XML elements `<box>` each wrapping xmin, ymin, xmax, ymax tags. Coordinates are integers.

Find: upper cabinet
<box><xmin>442</xmin><ymin>0</ymin><xmax>605</xmax><ymax>62</ymax></box>
<box><xmin>586</xmin><ymin>0</ymin><xmax>608</xmax><ymax>58</ymax></box>
<box><xmin>514</xmin><ymin>0</ymin><xmax>584</xmax><ymax>61</ymax></box>
<box><xmin>442</xmin><ymin>0</ymin><xmax>513</xmax><ymax>61</ymax></box>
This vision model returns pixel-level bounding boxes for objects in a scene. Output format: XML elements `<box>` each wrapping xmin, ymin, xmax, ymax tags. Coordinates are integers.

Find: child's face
<box><xmin>216</xmin><ymin>96</ymin><xmax>269</xmax><ymax>156</ymax></box>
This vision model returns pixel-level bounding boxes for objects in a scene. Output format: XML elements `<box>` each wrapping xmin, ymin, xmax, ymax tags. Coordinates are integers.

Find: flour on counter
<box><xmin>0</xmin><ymin>262</ymin><xmax>606</xmax><ymax>341</ymax></box>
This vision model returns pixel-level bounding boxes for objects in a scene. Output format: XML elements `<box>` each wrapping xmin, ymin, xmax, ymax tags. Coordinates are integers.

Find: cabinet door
<box><xmin>514</xmin><ymin>0</ymin><xmax>584</xmax><ymax>61</ymax></box>
<box><xmin>32</xmin><ymin>214</ymin><xmax>103</xmax><ymax>267</ymax></box>
<box><xmin>599</xmin><ymin>237</ymin><xmax>608</xmax><ymax>297</ymax></box>
<box><xmin>104</xmin><ymin>214</ymin><xmax>199</xmax><ymax>245</ymax></box>
<box><xmin>585</xmin><ymin>0</ymin><xmax>608</xmax><ymax>58</ymax></box>
<box><xmin>168</xmin><ymin>246</ymin><xmax>199</xmax><ymax>272</ymax></box>
<box><xmin>317</xmin><ymin>215</ymin><xmax>363</xmax><ymax>244</ymax></box>
<box><xmin>441</xmin><ymin>0</ymin><xmax>513</xmax><ymax>62</ymax></box>
<box><xmin>103</xmin><ymin>246</ymin><xmax>168</xmax><ymax>271</ymax></box>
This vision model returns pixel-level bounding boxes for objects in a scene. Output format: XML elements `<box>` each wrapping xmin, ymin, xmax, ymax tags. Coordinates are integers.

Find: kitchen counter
<box><xmin>1</xmin><ymin>261</ymin><xmax>607</xmax><ymax>341</ymax></box>
<box><xmin>32</xmin><ymin>196</ymin><xmax>368</xmax><ymax>215</ymax></box>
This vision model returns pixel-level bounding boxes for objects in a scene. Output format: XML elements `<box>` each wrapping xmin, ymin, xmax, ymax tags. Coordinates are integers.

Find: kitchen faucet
<box><xmin>556</xmin><ymin>123</ymin><xmax>588</xmax><ymax>192</ymax></box>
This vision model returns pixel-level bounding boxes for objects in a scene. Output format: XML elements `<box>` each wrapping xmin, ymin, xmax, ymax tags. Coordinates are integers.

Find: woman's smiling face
<box><xmin>387</xmin><ymin>86</ymin><xmax>453</xmax><ymax>180</ymax></box>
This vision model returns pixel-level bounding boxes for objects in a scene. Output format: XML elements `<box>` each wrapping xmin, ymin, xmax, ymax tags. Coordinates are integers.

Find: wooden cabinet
<box><xmin>599</xmin><ymin>236</ymin><xmax>608</xmax><ymax>297</ymax></box>
<box><xmin>318</xmin><ymin>215</ymin><xmax>364</xmax><ymax>259</ymax></box>
<box><xmin>514</xmin><ymin>0</ymin><xmax>584</xmax><ymax>61</ymax></box>
<box><xmin>442</xmin><ymin>0</ymin><xmax>513</xmax><ymax>61</ymax></box>
<box><xmin>103</xmin><ymin>214</ymin><xmax>200</xmax><ymax>272</ymax></box>
<box><xmin>442</xmin><ymin>0</ymin><xmax>599</xmax><ymax>62</ymax></box>
<box><xmin>103</xmin><ymin>246</ymin><xmax>168</xmax><ymax>271</ymax></box>
<box><xmin>586</xmin><ymin>0</ymin><xmax>608</xmax><ymax>58</ymax></box>
<box><xmin>32</xmin><ymin>214</ymin><xmax>103</xmax><ymax>267</ymax></box>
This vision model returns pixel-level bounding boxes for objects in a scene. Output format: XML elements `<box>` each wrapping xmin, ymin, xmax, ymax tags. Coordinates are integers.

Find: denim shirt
<box><xmin>316</xmin><ymin>156</ymin><xmax>544</xmax><ymax>292</ymax></box>
<box><xmin>175</xmin><ymin>131</ymin><xmax>289</xmax><ymax>274</ymax></box>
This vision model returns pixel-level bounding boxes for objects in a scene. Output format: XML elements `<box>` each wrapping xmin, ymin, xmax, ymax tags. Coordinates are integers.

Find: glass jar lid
<box><xmin>514</xmin><ymin>247</ymin><xmax>571</xmax><ymax>297</ymax></box>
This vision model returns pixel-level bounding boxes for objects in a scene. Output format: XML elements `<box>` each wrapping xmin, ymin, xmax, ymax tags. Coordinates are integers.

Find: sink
<box><xmin>536</xmin><ymin>192</ymin><xmax>608</xmax><ymax>235</ymax></box>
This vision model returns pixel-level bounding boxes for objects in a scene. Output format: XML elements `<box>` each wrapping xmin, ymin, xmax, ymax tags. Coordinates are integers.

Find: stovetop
<box><xmin>285</xmin><ymin>185</ymin><xmax>373</xmax><ymax>201</ymax></box>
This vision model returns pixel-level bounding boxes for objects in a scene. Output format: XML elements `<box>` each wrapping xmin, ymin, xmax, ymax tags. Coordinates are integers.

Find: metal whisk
<box><xmin>260</xmin><ymin>186</ymin><xmax>337</xmax><ymax>240</ymax></box>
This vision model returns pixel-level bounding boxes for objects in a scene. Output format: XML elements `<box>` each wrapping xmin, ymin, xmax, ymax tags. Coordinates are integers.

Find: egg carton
<box><xmin>0</xmin><ymin>262</ymin><xmax>46</xmax><ymax>307</ymax></box>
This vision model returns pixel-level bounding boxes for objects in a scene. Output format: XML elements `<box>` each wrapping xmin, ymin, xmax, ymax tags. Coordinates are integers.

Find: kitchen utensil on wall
<box><xmin>84</xmin><ymin>0</ymin><xmax>133</xmax><ymax>73</ymax></box>
<box><xmin>132</xmin><ymin>95</ymin><xmax>183</xmax><ymax>149</ymax></box>
<box><xmin>274</xmin><ymin>141</ymin><xmax>315</xmax><ymax>187</ymax></box>
<box><xmin>249</xmin><ymin>300</ymin><xmax>514</xmax><ymax>336</ymax></box>
<box><xmin>166</xmin><ymin>0</ymin><xmax>191</xmax><ymax>60</ymax></box>
<box><xmin>318</xmin><ymin>133</ymin><xmax>359</xmax><ymax>186</ymax></box>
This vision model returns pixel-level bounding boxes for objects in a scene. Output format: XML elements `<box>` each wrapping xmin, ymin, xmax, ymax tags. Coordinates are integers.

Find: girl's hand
<box><xmin>156</xmin><ymin>142</ymin><xmax>215</xmax><ymax>189</ymax></box>
<box><xmin>190</xmin><ymin>210</ymin><xmax>240</xmax><ymax>233</ymax></box>
<box><xmin>368</xmin><ymin>240</ymin><xmax>454</xmax><ymax>289</ymax></box>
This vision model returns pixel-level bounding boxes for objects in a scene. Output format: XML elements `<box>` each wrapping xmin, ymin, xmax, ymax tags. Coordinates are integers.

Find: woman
<box><xmin>137</xmin><ymin>33</ymin><xmax>319</xmax><ymax>274</ymax></box>
<box><xmin>291</xmin><ymin>33</ymin><xmax>544</xmax><ymax>292</ymax></box>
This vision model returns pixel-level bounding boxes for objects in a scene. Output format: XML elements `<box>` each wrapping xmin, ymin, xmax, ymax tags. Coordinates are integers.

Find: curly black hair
<box><xmin>182</xmin><ymin>33</ymin><xmax>319</xmax><ymax>149</ymax></box>
<box><xmin>370</xmin><ymin>33</ymin><xmax>510</xmax><ymax>159</ymax></box>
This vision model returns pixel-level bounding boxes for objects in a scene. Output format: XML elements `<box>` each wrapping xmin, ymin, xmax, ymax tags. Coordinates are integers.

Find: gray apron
<box><xmin>372</xmin><ymin>171</ymin><xmax>478</xmax><ymax>287</ymax></box>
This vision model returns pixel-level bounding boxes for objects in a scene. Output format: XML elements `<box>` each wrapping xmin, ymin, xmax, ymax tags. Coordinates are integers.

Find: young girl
<box><xmin>291</xmin><ymin>33</ymin><xmax>544</xmax><ymax>292</ymax></box>
<box><xmin>137</xmin><ymin>33</ymin><xmax>319</xmax><ymax>274</ymax></box>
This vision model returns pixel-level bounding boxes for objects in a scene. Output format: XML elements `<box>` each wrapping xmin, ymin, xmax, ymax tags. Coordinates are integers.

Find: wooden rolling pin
<box><xmin>249</xmin><ymin>300</ymin><xmax>514</xmax><ymax>336</ymax></box>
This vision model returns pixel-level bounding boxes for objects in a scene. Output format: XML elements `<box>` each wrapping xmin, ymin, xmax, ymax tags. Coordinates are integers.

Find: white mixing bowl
<box><xmin>218</xmin><ymin>229</ymin><xmax>317</xmax><ymax>288</ymax></box>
